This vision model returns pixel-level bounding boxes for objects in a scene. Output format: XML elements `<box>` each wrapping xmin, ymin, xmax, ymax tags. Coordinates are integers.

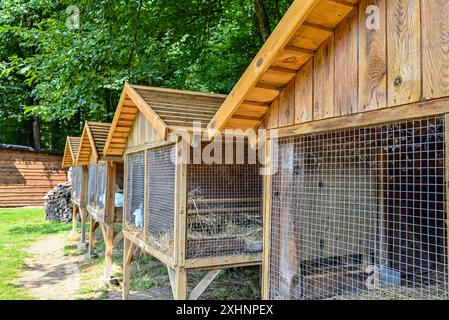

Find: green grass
<box><xmin>0</xmin><ymin>207</ymin><xmax>71</xmax><ymax>300</ymax></box>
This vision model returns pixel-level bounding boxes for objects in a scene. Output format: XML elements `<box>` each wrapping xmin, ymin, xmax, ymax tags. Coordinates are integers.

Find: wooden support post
<box><xmin>102</xmin><ymin>224</ymin><xmax>115</xmax><ymax>286</ymax></box>
<box><xmin>174</xmin><ymin>267</ymin><xmax>187</xmax><ymax>300</ymax></box>
<box><xmin>167</xmin><ymin>267</ymin><xmax>176</xmax><ymax>297</ymax></box>
<box><xmin>445</xmin><ymin>114</ymin><xmax>449</xmax><ymax>292</ymax></box>
<box><xmin>122</xmin><ymin>237</ymin><xmax>136</xmax><ymax>300</ymax></box>
<box><xmin>78</xmin><ymin>165</ymin><xmax>89</xmax><ymax>250</ymax></box>
<box><xmin>87</xmin><ymin>216</ymin><xmax>99</xmax><ymax>259</ymax></box>
<box><xmin>189</xmin><ymin>269</ymin><xmax>221</xmax><ymax>300</ymax></box>
<box><xmin>71</xmin><ymin>204</ymin><xmax>79</xmax><ymax>238</ymax></box>
<box><xmin>262</xmin><ymin>138</ymin><xmax>273</xmax><ymax>299</ymax></box>
<box><xmin>78</xmin><ymin>207</ymin><xmax>88</xmax><ymax>250</ymax></box>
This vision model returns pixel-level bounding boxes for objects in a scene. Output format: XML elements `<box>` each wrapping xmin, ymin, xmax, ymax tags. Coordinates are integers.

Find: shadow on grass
<box><xmin>8</xmin><ymin>223</ymin><xmax>70</xmax><ymax>236</ymax></box>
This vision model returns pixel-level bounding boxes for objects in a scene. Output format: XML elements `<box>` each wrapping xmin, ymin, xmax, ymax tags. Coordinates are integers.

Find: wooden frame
<box><xmin>72</xmin><ymin>121</ymin><xmax>125</xmax><ymax>287</ymax></box>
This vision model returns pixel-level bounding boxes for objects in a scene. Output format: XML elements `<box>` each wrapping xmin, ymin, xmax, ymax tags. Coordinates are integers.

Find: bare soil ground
<box><xmin>16</xmin><ymin>230</ymin><xmax>260</xmax><ymax>300</ymax></box>
<box><xmin>15</xmin><ymin>232</ymin><xmax>82</xmax><ymax>300</ymax></box>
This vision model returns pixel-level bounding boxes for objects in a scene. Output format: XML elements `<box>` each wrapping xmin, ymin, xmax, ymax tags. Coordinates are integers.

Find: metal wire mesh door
<box><xmin>125</xmin><ymin>152</ymin><xmax>145</xmax><ymax>232</ymax></box>
<box><xmin>269</xmin><ymin>117</ymin><xmax>448</xmax><ymax>300</ymax></box>
<box><xmin>146</xmin><ymin>145</ymin><xmax>176</xmax><ymax>256</ymax></box>
<box><xmin>186</xmin><ymin>143</ymin><xmax>263</xmax><ymax>259</ymax></box>
<box><xmin>72</xmin><ymin>166</ymin><xmax>82</xmax><ymax>203</ymax></box>
<box><xmin>96</xmin><ymin>163</ymin><xmax>107</xmax><ymax>221</ymax></box>
<box><xmin>87</xmin><ymin>164</ymin><xmax>97</xmax><ymax>208</ymax></box>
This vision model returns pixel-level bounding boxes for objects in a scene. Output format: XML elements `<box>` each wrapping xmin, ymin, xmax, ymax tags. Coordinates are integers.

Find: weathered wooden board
<box><xmin>358</xmin><ymin>0</ymin><xmax>387</xmax><ymax>111</ymax></box>
<box><xmin>335</xmin><ymin>8</ymin><xmax>358</xmax><ymax>116</ymax></box>
<box><xmin>387</xmin><ymin>0</ymin><xmax>421</xmax><ymax>107</ymax></box>
<box><xmin>278</xmin><ymin>79</ymin><xmax>296</xmax><ymax>127</ymax></box>
<box><xmin>267</xmin><ymin>98</ymin><xmax>280</xmax><ymax>129</ymax></box>
<box><xmin>313</xmin><ymin>35</ymin><xmax>335</xmax><ymax>120</ymax></box>
<box><xmin>422</xmin><ymin>0</ymin><xmax>449</xmax><ymax>100</ymax></box>
<box><xmin>294</xmin><ymin>59</ymin><xmax>314</xmax><ymax>124</ymax></box>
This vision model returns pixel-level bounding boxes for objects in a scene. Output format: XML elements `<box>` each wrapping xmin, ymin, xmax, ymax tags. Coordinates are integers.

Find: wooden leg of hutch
<box><xmin>102</xmin><ymin>224</ymin><xmax>114</xmax><ymax>286</ymax></box>
<box><xmin>71</xmin><ymin>205</ymin><xmax>78</xmax><ymax>238</ymax></box>
<box><xmin>87</xmin><ymin>215</ymin><xmax>98</xmax><ymax>259</ymax></box>
<box><xmin>78</xmin><ymin>207</ymin><xmax>88</xmax><ymax>250</ymax></box>
<box><xmin>174</xmin><ymin>267</ymin><xmax>187</xmax><ymax>300</ymax></box>
<box><xmin>123</xmin><ymin>237</ymin><xmax>136</xmax><ymax>300</ymax></box>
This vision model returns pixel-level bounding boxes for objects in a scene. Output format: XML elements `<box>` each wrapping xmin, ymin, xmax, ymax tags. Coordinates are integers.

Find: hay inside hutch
<box><xmin>207</xmin><ymin>0</ymin><xmax>449</xmax><ymax>300</ymax></box>
<box><xmin>76</xmin><ymin>122</ymin><xmax>124</xmax><ymax>285</ymax></box>
<box><xmin>62</xmin><ymin>136</ymin><xmax>89</xmax><ymax>248</ymax></box>
<box><xmin>104</xmin><ymin>84</ymin><xmax>263</xmax><ymax>300</ymax></box>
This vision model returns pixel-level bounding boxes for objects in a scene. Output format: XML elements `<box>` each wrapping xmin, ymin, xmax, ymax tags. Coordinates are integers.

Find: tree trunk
<box><xmin>254</xmin><ymin>0</ymin><xmax>271</xmax><ymax>42</ymax></box>
<box><xmin>32</xmin><ymin>115</ymin><xmax>41</xmax><ymax>150</ymax></box>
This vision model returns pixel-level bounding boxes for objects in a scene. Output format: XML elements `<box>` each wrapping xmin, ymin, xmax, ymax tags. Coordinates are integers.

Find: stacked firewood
<box><xmin>44</xmin><ymin>182</ymin><xmax>73</xmax><ymax>222</ymax></box>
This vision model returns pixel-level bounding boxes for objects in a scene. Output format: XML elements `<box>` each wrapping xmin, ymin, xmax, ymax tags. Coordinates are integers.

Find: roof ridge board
<box><xmin>130</xmin><ymin>84</ymin><xmax>227</xmax><ymax>99</ymax></box>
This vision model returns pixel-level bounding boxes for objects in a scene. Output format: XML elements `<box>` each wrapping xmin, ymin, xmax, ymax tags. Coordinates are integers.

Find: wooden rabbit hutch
<box><xmin>76</xmin><ymin>121</ymin><xmax>124</xmax><ymax>284</ymax></box>
<box><xmin>62</xmin><ymin>136</ymin><xmax>89</xmax><ymax>247</ymax></box>
<box><xmin>103</xmin><ymin>83</ymin><xmax>263</xmax><ymax>299</ymax></box>
<box><xmin>209</xmin><ymin>0</ymin><xmax>449</xmax><ymax>300</ymax></box>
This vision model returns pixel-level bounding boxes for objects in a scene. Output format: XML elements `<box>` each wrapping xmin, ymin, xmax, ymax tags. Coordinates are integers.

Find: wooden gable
<box><xmin>207</xmin><ymin>0</ymin><xmax>359</xmax><ymax>135</ymax></box>
<box><xmin>103</xmin><ymin>83</ymin><xmax>226</xmax><ymax>156</ymax></box>
<box><xmin>62</xmin><ymin>136</ymin><xmax>81</xmax><ymax>168</ymax></box>
<box><xmin>76</xmin><ymin>122</ymin><xmax>112</xmax><ymax>165</ymax></box>
<box><xmin>209</xmin><ymin>0</ymin><xmax>449</xmax><ymax>135</ymax></box>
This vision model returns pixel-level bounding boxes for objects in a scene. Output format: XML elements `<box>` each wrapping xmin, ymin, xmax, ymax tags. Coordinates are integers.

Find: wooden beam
<box><xmin>445</xmin><ymin>113</ymin><xmax>449</xmax><ymax>294</ymax></box>
<box><xmin>284</xmin><ymin>45</ymin><xmax>315</xmax><ymax>56</ymax></box>
<box><xmin>174</xmin><ymin>141</ymin><xmax>188</xmax><ymax>267</ymax></box>
<box><xmin>275</xmin><ymin>97</ymin><xmax>449</xmax><ymax>139</ymax></box>
<box><xmin>70</xmin><ymin>205</ymin><xmax>79</xmax><ymax>238</ymax></box>
<box><xmin>262</xmin><ymin>138</ymin><xmax>273</xmax><ymax>299</ymax></box>
<box><xmin>207</xmin><ymin>0</ymin><xmax>321</xmax><ymax>137</ymax></box>
<box><xmin>103</xmin><ymin>224</ymin><xmax>114</xmax><ymax>286</ymax></box>
<box><xmin>125</xmin><ymin>83</ymin><xmax>169</xmax><ymax>140</ymax></box>
<box><xmin>167</xmin><ymin>267</ymin><xmax>176</xmax><ymax>298</ymax></box>
<box><xmin>189</xmin><ymin>269</ymin><xmax>222</xmax><ymax>300</ymax></box>
<box><xmin>184</xmin><ymin>254</ymin><xmax>262</xmax><ymax>270</ymax></box>
<box><xmin>122</xmin><ymin>237</ymin><xmax>136</xmax><ymax>300</ymax></box>
<box><xmin>174</xmin><ymin>267</ymin><xmax>187</xmax><ymax>300</ymax></box>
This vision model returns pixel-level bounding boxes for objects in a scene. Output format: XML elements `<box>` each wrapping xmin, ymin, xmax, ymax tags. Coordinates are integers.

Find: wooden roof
<box><xmin>76</xmin><ymin>122</ymin><xmax>112</xmax><ymax>165</ymax></box>
<box><xmin>103</xmin><ymin>83</ymin><xmax>227</xmax><ymax>156</ymax></box>
<box><xmin>208</xmin><ymin>0</ymin><xmax>358</xmax><ymax>136</ymax></box>
<box><xmin>62</xmin><ymin>136</ymin><xmax>81</xmax><ymax>168</ymax></box>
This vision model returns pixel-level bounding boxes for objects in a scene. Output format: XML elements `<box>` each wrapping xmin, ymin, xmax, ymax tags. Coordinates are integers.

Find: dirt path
<box><xmin>16</xmin><ymin>232</ymin><xmax>82</xmax><ymax>300</ymax></box>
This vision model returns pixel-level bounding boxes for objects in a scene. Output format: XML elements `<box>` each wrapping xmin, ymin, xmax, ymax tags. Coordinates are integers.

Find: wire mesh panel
<box><xmin>269</xmin><ymin>117</ymin><xmax>448</xmax><ymax>300</ymax></box>
<box><xmin>146</xmin><ymin>145</ymin><xmax>176</xmax><ymax>256</ymax></box>
<box><xmin>87</xmin><ymin>164</ymin><xmax>97</xmax><ymax>208</ymax></box>
<box><xmin>95</xmin><ymin>163</ymin><xmax>107</xmax><ymax>222</ymax></box>
<box><xmin>187</xmin><ymin>143</ymin><xmax>263</xmax><ymax>259</ymax></box>
<box><xmin>125</xmin><ymin>152</ymin><xmax>145</xmax><ymax>232</ymax></box>
<box><xmin>72</xmin><ymin>166</ymin><xmax>82</xmax><ymax>203</ymax></box>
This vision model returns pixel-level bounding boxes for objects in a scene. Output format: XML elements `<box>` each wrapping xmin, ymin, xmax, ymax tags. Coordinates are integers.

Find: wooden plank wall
<box><xmin>267</xmin><ymin>0</ymin><xmax>449</xmax><ymax>129</ymax></box>
<box><xmin>126</xmin><ymin>112</ymin><xmax>163</xmax><ymax>152</ymax></box>
<box><xmin>0</xmin><ymin>149</ymin><xmax>67</xmax><ymax>207</ymax></box>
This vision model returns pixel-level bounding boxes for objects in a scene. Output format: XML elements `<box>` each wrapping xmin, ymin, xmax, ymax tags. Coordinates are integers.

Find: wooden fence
<box><xmin>0</xmin><ymin>144</ymin><xmax>68</xmax><ymax>207</ymax></box>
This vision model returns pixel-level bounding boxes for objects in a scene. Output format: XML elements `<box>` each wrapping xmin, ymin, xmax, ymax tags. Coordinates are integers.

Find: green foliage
<box><xmin>0</xmin><ymin>208</ymin><xmax>71</xmax><ymax>300</ymax></box>
<box><xmin>0</xmin><ymin>0</ymin><xmax>289</xmax><ymax>150</ymax></box>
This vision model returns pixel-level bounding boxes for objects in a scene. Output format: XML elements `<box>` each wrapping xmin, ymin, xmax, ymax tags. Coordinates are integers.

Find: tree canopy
<box><xmin>0</xmin><ymin>0</ymin><xmax>291</xmax><ymax>151</ymax></box>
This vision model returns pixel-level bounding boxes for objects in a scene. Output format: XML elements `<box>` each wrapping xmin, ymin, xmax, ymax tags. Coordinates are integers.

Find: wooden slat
<box><xmin>278</xmin><ymin>79</ymin><xmax>295</xmax><ymax>127</ymax></box>
<box><xmin>289</xmin><ymin>24</ymin><xmax>333</xmax><ymax>51</ymax></box>
<box><xmin>387</xmin><ymin>0</ymin><xmax>421</xmax><ymax>107</ymax></box>
<box><xmin>334</xmin><ymin>8</ymin><xmax>358</xmax><ymax>116</ymax></box>
<box><xmin>267</xmin><ymin>98</ymin><xmax>280</xmax><ymax>129</ymax></box>
<box><xmin>358</xmin><ymin>0</ymin><xmax>387</xmax><ymax>111</ymax></box>
<box><xmin>313</xmin><ymin>35</ymin><xmax>335</xmax><ymax>120</ymax></box>
<box><xmin>295</xmin><ymin>59</ymin><xmax>314</xmax><ymax>123</ymax></box>
<box><xmin>422</xmin><ymin>0</ymin><xmax>449</xmax><ymax>100</ymax></box>
<box><xmin>306</xmin><ymin>0</ymin><xmax>355</xmax><ymax>28</ymax></box>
